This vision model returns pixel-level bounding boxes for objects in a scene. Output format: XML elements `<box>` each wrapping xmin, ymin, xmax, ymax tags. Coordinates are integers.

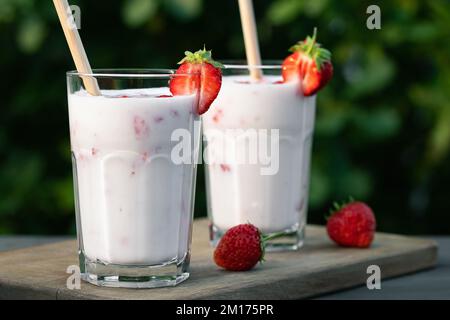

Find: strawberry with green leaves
<box><xmin>326</xmin><ymin>199</ymin><xmax>376</xmax><ymax>248</ymax></box>
<box><xmin>213</xmin><ymin>223</ymin><xmax>285</xmax><ymax>271</ymax></box>
<box><xmin>282</xmin><ymin>28</ymin><xmax>333</xmax><ymax>96</ymax></box>
<box><xmin>170</xmin><ymin>48</ymin><xmax>222</xmax><ymax>115</ymax></box>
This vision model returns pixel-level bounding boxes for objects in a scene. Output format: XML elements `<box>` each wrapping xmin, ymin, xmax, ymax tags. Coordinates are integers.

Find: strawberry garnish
<box><xmin>170</xmin><ymin>48</ymin><xmax>222</xmax><ymax>115</ymax></box>
<box><xmin>326</xmin><ymin>199</ymin><xmax>376</xmax><ymax>248</ymax></box>
<box><xmin>214</xmin><ymin>223</ymin><xmax>285</xmax><ymax>271</ymax></box>
<box><xmin>282</xmin><ymin>28</ymin><xmax>333</xmax><ymax>96</ymax></box>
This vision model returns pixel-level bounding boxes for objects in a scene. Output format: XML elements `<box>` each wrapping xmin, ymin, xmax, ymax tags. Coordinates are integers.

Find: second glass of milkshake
<box><xmin>203</xmin><ymin>63</ymin><xmax>316</xmax><ymax>251</ymax></box>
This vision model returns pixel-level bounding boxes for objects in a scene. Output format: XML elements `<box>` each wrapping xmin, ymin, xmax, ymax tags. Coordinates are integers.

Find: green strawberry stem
<box><xmin>324</xmin><ymin>196</ymin><xmax>356</xmax><ymax>221</ymax></box>
<box><xmin>289</xmin><ymin>27</ymin><xmax>331</xmax><ymax>72</ymax></box>
<box><xmin>178</xmin><ymin>46</ymin><xmax>223</xmax><ymax>68</ymax></box>
<box><xmin>261</xmin><ymin>231</ymin><xmax>288</xmax><ymax>242</ymax></box>
<box><xmin>259</xmin><ymin>230</ymin><xmax>291</xmax><ymax>262</ymax></box>
<box><xmin>305</xmin><ymin>27</ymin><xmax>317</xmax><ymax>55</ymax></box>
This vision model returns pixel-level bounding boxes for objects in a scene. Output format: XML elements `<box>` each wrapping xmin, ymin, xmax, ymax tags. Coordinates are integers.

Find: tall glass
<box><xmin>67</xmin><ymin>69</ymin><xmax>200</xmax><ymax>288</ymax></box>
<box><xmin>203</xmin><ymin>63</ymin><xmax>316</xmax><ymax>251</ymax></box>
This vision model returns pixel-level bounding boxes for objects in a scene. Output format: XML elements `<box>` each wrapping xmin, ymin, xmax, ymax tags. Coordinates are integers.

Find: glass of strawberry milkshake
<box><xmin>67</xmin><ymin>69</ymin><xmax>202</xmax><ymax>288</ymax></box>
<box><xmin>203</xmin><ymin>31</ymin><xmax>332</xmax><ymax>251</ymax></box>
<box><xmin>203</xmin><ymin>63</ymin><xmax>316</xmax><ymax>251</ymax></box>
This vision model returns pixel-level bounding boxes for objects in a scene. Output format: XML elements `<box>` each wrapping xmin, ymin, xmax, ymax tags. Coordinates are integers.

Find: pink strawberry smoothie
<box><xmin>203</xmin><ymin>75</ymin><xmax>316</xmax><ymax>234</ymax></box>
<box><xmin>69</xmin><ymin>88</ymin><xmax>198</xmax><ymax>265</ymax></box>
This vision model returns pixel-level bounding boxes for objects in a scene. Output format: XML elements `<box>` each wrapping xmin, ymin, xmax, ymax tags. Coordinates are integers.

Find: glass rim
<box><xmin>220</xmin><ymin>60</ymin><xmax>282</xmax><ymax>70</ymax></box>
<box><xmin>66</xmin><ymin>68</ymin><xmax>199</xmax><ymax>78</ymax></box>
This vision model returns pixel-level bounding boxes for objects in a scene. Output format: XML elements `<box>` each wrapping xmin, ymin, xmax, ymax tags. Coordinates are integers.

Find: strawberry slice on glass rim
<box><xmin>170</xmin><ymin>48</ymin><xmax>223</xmax><ymax>115</ymax></box>
<box><xmin>282</xmin><ymin>28</ymin><xmax>333</xmax><ymax>96</ymax></box>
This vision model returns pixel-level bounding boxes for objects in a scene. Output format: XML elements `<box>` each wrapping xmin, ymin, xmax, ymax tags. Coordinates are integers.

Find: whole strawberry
<box><xmin>214</xmin><ymin>224</ymin><xmax>262</xmax><ymax>271</ymax></box>
<box><xmin>170</xmin><ymin>47</ymin><xmax>222</xmax><ymax>115</ymax></box>
<box><xmin>326</xmin><ymin>200</ymin><xmax>376</xmax><ymax>248</ymax></box>
<box><xmin>214</xmin><ymin>224</ymin><xmax>284</xmax><ymax>271</ymax></box>
<box><xmin>282</xmin><ymin>28</ymin><xmax>333</xmax><ymax>96</ymax></box>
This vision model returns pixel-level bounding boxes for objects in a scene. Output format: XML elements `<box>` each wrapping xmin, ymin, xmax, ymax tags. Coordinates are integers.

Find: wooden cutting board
<box><xmin>0</xmin><ymin>219</ymin><xmax>437</xmax><ymax>300</ymax></box>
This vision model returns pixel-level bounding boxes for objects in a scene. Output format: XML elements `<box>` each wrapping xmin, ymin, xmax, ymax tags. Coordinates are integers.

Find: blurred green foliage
<box><xmin>0</xmin><ymin>0</ymin><xmax>449</xmax><ymax>234</ymax></box>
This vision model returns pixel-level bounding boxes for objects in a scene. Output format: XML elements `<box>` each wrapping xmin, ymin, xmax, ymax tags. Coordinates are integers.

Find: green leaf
<box><xmin>309</xmin><ymin>164</ymin><xmax>331</xmax><ymax>208</ymax></box>
<box><xmin>267</xmin><ymin>0</ymin><xmax>302</xmax><ymax>25</ymax></box>
<box><xmin>315</xmin><ymin>106</ymin><xmax>349</xmax><ymax>136</ymax></box>
<box><xmin>303</xmin><ymin>0</ymin><xmax>329</xmax><ymax>17</ymax></box>
<box><xmin>407</xmin><ymin>22</ymin><xmax>439</xmax><ymax>43</ymax></box>
<box><xmin>122</xmin><ymin>0</ymin><xmax>158</xmax><ymax>28</ymax></box>
<box><xmin>428</xmin><ymin>107</ymin><xmax>450</xmax><ymax>164</ymax></box>
<box><xmin>164</xmin><ymin>0</ymin><xmax>202</xmax><ymax>21</ymax></box>
<box><xmin>337</xmin><ymin>169</ymin><xmax>373</xmax><ymax>200</ymax></box>
<box><xmin>343</xmin><ymin>46</ymin><xmax>396</xmax><ymax>98</ymax></box>
<box><xmin>381</xmin><ymin>23</ymin><xmax>406</xmax><ymax>45</ymax></box>
<box><xmin>352</xmin><ymin>108</ymin><xmax>401</xmax><ymax>141</ymax></box>
<box><xmin>0</xmin><ymin>1</ymin><xmax>15</xmax><ymax>23</ymax></box>
<box><xmin>17</xmin><ymin>16</ymin><xmax>46</xmax><ymax>53</ymax></box>
<box><xmin>0</xmin><ymin>153</ymin><xmax>43</xmax><ymax>213</ymax></box>
<box><xmin>53</xmin><ymin>177</ymin><xmax>75</xmax><ymax>212</ymax></box>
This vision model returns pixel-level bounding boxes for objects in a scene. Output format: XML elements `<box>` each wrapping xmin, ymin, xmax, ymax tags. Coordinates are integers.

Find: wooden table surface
<box><xmin>0</xmin><ymin>219</ymin><xmax>441</xmax><ymax>300</ymax></box>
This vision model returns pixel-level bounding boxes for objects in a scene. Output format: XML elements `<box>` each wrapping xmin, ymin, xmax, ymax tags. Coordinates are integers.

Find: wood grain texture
<box><xmin>0</xmin><ymin>219</ymin><xmax>438</xmax><ymax>300</ymax></box>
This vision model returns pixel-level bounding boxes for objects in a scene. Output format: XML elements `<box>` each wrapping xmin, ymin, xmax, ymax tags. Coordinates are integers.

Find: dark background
<box><xmin>0</xmin><ymin>0</ymin><xmax>449</xmax><ymax>235</ymax></box>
